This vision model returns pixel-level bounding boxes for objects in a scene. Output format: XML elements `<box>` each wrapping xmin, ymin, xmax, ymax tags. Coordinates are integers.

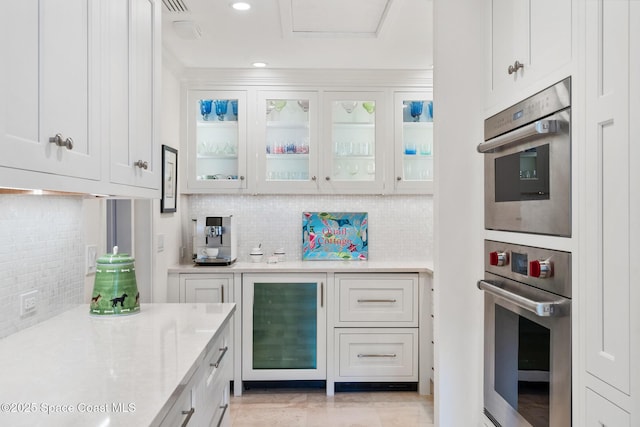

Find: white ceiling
<box><xmin>161</xmin><ymin>0</ymin><xmax>433</xmax><ymax>70</ymax></box>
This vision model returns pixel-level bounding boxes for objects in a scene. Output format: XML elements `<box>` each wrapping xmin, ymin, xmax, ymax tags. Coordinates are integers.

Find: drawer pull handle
<box><xmin>215</xmin><ymin>403</ymin><xmax>229</xmax><ymax>427</ymax></box>
<box><xmin>180</xmin><ymin>407</ymin><xmax>195</xmax><ymax>426</ymax></box>
<box><xmin>211</xmin><ymin>346</ymin><xmax>229</xmax><ymax>368</ymax></box>
<box><xmin>357</xmin><ymin>299</ymin><xmax>397</xmax><ymax>303</ymax></box>
<box><xmin>357</xmin><ymin>353</ymin><xmax>397</xmax><ymax>358</ymax></box>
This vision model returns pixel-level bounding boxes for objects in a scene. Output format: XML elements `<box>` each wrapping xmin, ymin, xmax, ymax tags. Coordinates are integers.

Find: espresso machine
<box><xmin>192</xmin><ymin>215</ymin><xmax>237</xmax><ymax>266</ymax></box>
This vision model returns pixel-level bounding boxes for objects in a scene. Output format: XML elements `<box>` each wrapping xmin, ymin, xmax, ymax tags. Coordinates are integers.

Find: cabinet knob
<box><xmin>240</xmin><ymin>175</ymin><xmax>245</xmax><ymax>180</ymax></box>
<box><xmin>397</xmin><ymin>176</ymin><xmax>402</xmax><ymax>181</ymax></box>
<box><xmin>311</xmin><ymin>176</ymin><xmax>317</xmax><ymax>181</ymax></box>
<box><xmin>134</xmin><ymin>160</ymin><xmax>148</xmax><ymax>170</ymax></box>
<box><xmin>325</xmin><ymin>176</ymin><xmax>331</xmax><ymax>181</ymax></box>
<box><xmin>49</xmin><ymin>133</ymin><xmax>74</xmax><ymax>150</ymax></box>
<box><xmin>507</xmin><ymin>60</ymin><xmax>524</xmax><ymax>75</ymax></box>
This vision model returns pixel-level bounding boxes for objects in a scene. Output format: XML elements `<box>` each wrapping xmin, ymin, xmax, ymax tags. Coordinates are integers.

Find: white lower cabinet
<box><xmin>333</xmin><ymin>273</ymin><xmax>419</xmax><ymax>384</ymax></box>
<box><xmin>159</xmin><ymin>385</ymin><xmax>195</xmax><ymax>427</ymax></box>
<box><xmin>168</xmin><ymin>273</ymin><xmax>233</xmax><ymax>303</ymax></box>
<box><xmin>167</xmin><ymin>268</ymin><xmax>431</xmax><ymax>397</ymax></box>
<box><xmin>159</xmin><ymin>319</ymin><xmax>232</xmax><ymax>427</ymax></box>
<box><xmin>585</xmin><ymin>388</ymin><xmax>630</xmax><ymax>427</ymax></box>
<box><xmin>182</xmin><ymin>274</ymin><xmax>232</xmax><ymax>303</ymax></box>
<box><xmin>335</xmin><ymin>328</ymin><xmax>418</xmax><ymax>381</ymax></box>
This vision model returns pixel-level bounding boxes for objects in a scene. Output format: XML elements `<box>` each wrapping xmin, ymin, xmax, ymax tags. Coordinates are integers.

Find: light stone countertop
<box><xmin>168</xmin><ymin>260</ymin><xmax>433</xmax><ymax>275</ymax></box>
<box><xmin>0</xmin><ymin>303</ymin><xmax>235</xmax><ymax>427</ymax></box>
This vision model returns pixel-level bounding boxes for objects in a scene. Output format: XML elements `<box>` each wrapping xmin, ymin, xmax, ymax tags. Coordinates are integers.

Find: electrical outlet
<box><xmin>20</xmin><ymin>290</ymin><xmax>38</xmax><ymax>316</ymax></box>
<box><xmin>157</xmin><ymin>234</ymin><xmax>165</xmax><ymax>252</ymax></box>
<box><xmin>86</xmin><ymin>245</ymin><xmax>97</xmax><ymax>275</ymax></box>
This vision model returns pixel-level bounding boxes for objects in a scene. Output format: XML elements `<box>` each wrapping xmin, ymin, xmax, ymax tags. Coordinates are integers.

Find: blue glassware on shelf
<box><xmin>410</xmin><ymin>101</ymin><xmax>424</xmax><ymax>122</ymax></box>
<box><xmin>426</xmin><ymin>101</ymin><xmax>434</xmax><ymax>121</ymax></box>
<box><xmin>214</xmin><ymin>99</ymin><xmax>229</xmax><ymax>121</ymax></box>
<box><xmin>200</xmin><ymin>99</ymin><xmax>213</xmax><ymax>121</ymax></box>
<box><xmin>231</xmin><ymin>100</ymin><xmax>238</xmax><ymax>117</ymax></box>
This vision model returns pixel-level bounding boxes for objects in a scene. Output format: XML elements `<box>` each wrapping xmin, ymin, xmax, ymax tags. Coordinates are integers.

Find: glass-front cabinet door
<box><xmin>394</xmin><ymin>91</ymin><xmax>434</xmax><ymax>194</ymax></box>
<box><xmin>186</xmin><ymin>90</ymin><xmax>247</xmax><ymax>192</ymax></box>
<box><xmin>321</xmin><ymin>91</ymin><xmax>385</xmax><ymax>194</ymax></box>
<box><xmin>242</xmin><ymin>274</ymin><xmax>327</xmax><ymax>381</ymax></box>
<box><xmin>255</xmin><ymin>91</ymin><xmax>319</xmax><ymax>193</ymax></box>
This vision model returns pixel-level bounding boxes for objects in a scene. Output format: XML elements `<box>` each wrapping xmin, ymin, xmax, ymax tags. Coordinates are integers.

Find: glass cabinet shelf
<box><xmin>266</xmin><ymin>153</ymin><xmax>309</xmax><ymax>159</ymax></box>
<box><xmin>393</xmin><ymin>92</ymin><xmax>434</xmax><ymax>192</ymax></box>
<box><xmin>197</xmin><ymin>154</ymin><xmax>238</xmax><ymax>159</ymax></box>
<box><xmin>186</xmin><ymin>90</ymin><xmax>247</xmax><ymax>191</ymax></box>
<box><xmin>256</xmin><ymin>91</ymin><xmax>317</xmax><ymax>191</ymax></box>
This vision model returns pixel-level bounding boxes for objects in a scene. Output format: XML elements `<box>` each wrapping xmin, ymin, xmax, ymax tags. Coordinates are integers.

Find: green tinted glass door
<box><xmin>252</xmin><ymin>282</ymin><xmax>317</xmax><ymax>370</ymax></box>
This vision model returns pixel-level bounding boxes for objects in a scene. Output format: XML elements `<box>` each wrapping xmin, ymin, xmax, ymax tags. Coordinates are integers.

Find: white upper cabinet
<box><xmin>184</xmin><ymin>90</ymin><xmax>248</xmax><ymax>192</ymax></box>
<box><xmin>320</xmin><ymin>91</ymin><xmax>386</xmax><ymax>194</ymax></box>
<box><xmin>255</xmin><ymin>91</ymin><xmax>319</xmax><ymax>194</ymax></box>
<box><xmin>487</xmin><ymin>0</ymin><xmax>572</xmax><ymax>109</ymax></box>
<box><xmin>107</xmin><ymin>0</ymin><xmax>161</xmax><ymax>190</ymax></box>
<box><xmin>0</xmin><ymin>0</ymin><xmax>161</xmax><ymax>197</ymax></box>
<box><xmin>180</xmin><ymin>71</ymin><xmax>431</xmax><ymax>195</ymax></box>
<box><xmin>393</xmin><ymin>91</ymin><xmax>434</xmax><ymax>194</ymax></box>
<box><xmin>1</xmin><ymin>0</ymin><xmax>101</xmax><ymax>182</ymax></box>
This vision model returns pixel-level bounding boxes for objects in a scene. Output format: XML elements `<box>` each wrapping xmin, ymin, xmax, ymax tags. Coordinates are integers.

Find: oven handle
<box><xmin>477</xmin><ymin>279</ymin><xmax>570</xmax><ymax>317</ymax></box>
<box><xmin>477</xmin><ymin>119</ymin><xmax>560</xmax><ymax>153</ymax></box>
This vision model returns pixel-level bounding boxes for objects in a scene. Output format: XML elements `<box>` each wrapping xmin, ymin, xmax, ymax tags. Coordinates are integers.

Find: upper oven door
<box><xmin>480</xmin><ymin>109</ymin><xmax>571</xmax><ymax>237</ymax></box>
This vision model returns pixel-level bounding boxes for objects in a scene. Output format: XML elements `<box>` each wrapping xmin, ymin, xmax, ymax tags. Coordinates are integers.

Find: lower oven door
<box><xmin>479</xmin><ymin>275</ymin><xmax>571</xmax><ymax>427</ymax></box>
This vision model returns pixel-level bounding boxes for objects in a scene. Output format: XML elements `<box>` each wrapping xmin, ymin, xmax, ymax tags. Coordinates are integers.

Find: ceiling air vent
<box><xmin>162</xmin><ymin>0</ymin><xmax>189</xmax><ymax>13</ymax></box>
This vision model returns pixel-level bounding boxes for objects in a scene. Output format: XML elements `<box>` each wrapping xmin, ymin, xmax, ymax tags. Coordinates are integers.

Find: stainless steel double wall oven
<box><xmin>478</xmin><ymin>78</ymin><xmax>573</xmax><ymax>427</ymax></box>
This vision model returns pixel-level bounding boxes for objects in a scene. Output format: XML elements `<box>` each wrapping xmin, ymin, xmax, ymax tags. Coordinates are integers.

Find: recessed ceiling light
<box><xmin>252</xmin><ymin>62</ymin><xmax>267</xmax><ymax>68</ymax></box>
<box><xmin>231</xmin><ymin>2</ymin><xmax>251</xmax><ymax>11</ymax></box>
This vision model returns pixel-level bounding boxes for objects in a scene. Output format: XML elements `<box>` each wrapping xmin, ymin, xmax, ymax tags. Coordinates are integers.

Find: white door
<box><xmin>2</xmin><ymin>0</ymin><xmax>100</xmax><ymax>180</ymax></box>
<box><xmin>108</xmin><ymin>0</ymin><xmax>160</xmax><ymax>189</ymax></box>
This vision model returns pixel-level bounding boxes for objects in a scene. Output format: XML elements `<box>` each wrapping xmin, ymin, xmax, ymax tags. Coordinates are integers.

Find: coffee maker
<box><xmin>192</xmin><ymin>215</ymin><xmax>237</xmax><ymax>265</ymax></box>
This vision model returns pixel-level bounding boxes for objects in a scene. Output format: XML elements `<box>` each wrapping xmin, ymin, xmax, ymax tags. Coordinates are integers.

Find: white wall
<box><xmin>433</xmin><ymin>0</ymin><xmax>485</xmax><ymax>425</ymax></box>
<box><xmin>0</xmin><ymin>194</ymin><xmax>85</xmax><ymax>338</ymax></box>
<box><xmin>187</xmin><ymin>194</ymin><xmax>433</xmax><ymax>263</ymax></box>
<box><xmin>152</xmin><ymin>55</ymin><xmax>185</xmax><ymax>302</ymax></box>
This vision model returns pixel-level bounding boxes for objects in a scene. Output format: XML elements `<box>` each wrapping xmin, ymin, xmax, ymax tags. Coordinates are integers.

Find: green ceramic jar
<box><xmin>90</xmin><ymin>248</ymin><xmax>140</xmax><ymax>316</ymax></box>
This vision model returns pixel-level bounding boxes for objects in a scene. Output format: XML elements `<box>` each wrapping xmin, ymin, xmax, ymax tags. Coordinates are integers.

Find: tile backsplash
<box><xmin>0</xmin><ymin>195</ymin><xmax>84</xmax><ymax>338</ymax></box>
<box><xmin>189</xmin><ymin>194</ymin><xmax>433</xmax><ymax>262</ymax></box>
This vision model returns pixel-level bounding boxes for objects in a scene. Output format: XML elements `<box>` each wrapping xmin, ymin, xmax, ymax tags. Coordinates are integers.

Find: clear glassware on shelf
<box><xmin>263</xmin><ymin>97</ymin><xmax>312</xmax><ymax>185</ymax></box>
<box><xmin>341</xmin><ymin>101</ymin><xmax>357</xmax><ymax>114</ymax></box>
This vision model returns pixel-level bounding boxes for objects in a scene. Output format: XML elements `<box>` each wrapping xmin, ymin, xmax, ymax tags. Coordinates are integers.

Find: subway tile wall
<box><xmin>189</xmin><ymin>194</ymin><xmax>433</xmax><ymax>262</ymax></box>
<box><xmin>0</xmin><ymin>195</ymin><xmax>85</xmax><ymax>339</ymax></box>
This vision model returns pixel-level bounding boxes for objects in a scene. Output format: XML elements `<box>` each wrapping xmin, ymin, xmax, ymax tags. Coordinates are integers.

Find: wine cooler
<box><xmin>242</xmin><ymin>274</ymin><xmax>327</xmax><ymax>381</ymax></box>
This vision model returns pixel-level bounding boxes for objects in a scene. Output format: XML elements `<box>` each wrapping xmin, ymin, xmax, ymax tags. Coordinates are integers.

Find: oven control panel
<box><xmin>484</xmin><ymin>240</ymin><xmax>571</xmax><ymax>298</ymax></box>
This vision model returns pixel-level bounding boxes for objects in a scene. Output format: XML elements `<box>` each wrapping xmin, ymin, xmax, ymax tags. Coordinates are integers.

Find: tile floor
<box><xmin>229</xmin><ymin>388</ymin><xmax>434</xmax><ymax>427</ymax></box>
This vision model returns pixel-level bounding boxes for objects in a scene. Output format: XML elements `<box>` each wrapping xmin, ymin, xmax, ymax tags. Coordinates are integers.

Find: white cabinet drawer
<box><xmin>208</xmin><ymin>382</ymin><xmax>231</xmax><ymax>427</ymax></box>
<box><xmin>585</xmin><ymin>388</ymin><xmax>630</xmax><ymax>426</ymax></box>
<box><xmin>158</xmin><ymin>386</ymin><xmax>194</xmax><ymax>427</ymax></box>
<box><xmin>335</xmin><ymin>328</ymin><xmax>418</xmax><ymax>381</ymax></box>
<box><xmin>335</xmin><ymin>274</ymin><xmax>418</xmax><ymax>326</ymax></box>
<box><xmin>202</xmin><ymin>328</ymin><xmax>231</xmax><ymax>410</ymax></box>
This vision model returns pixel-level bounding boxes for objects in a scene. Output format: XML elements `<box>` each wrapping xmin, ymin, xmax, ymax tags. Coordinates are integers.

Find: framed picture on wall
<box><xmin>161</xmin><ymin>145</ymin><xmax>178</xmax><ymax>213</ymax></box>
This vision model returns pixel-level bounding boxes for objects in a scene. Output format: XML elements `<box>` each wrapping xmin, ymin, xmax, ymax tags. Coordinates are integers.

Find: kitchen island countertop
<box><xmin>0</xmin><ymin>303</ymin><xmax>235</xmax><ymax>426</ymax></box>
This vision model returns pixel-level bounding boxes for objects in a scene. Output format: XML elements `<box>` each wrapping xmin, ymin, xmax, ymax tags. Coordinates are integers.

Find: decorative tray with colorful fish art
<box><xmin>302</xmin><ymin>212</ymin><xmax>368</xmax><ymax>260</ymax></box>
